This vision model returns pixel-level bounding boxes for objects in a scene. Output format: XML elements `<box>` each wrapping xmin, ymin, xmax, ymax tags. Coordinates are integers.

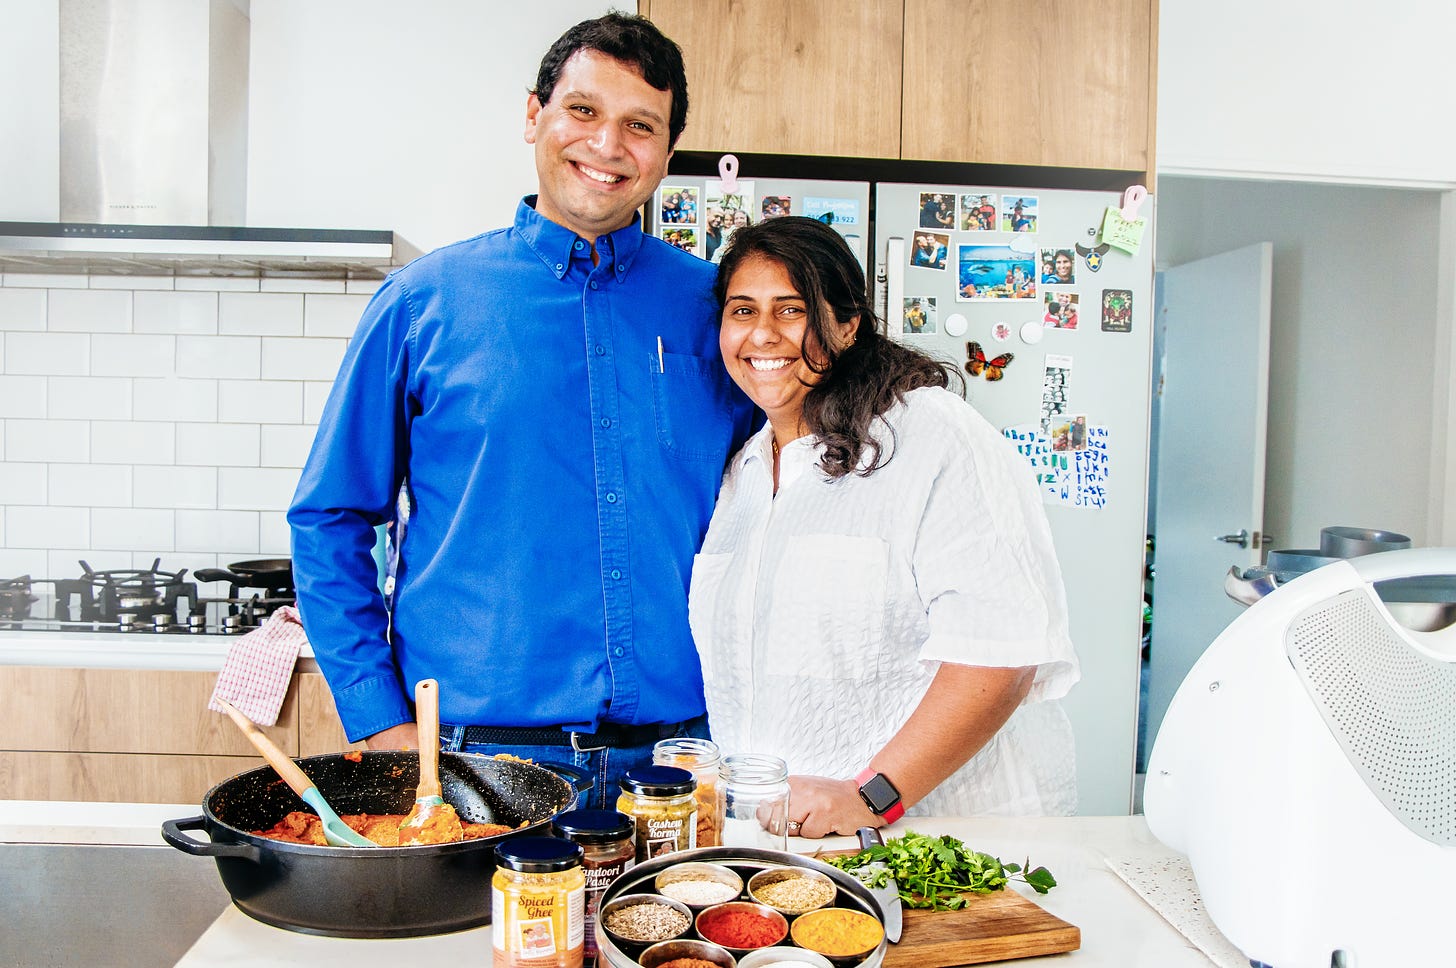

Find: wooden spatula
<box><xmin>398</xmin><ymin>678</ymin><xmax>464</xmax><ymax>846</ymax></box>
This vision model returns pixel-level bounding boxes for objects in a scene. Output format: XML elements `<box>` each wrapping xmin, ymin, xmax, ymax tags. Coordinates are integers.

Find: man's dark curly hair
<box><xmin>532</xmin><ymin>12</ymin><xmax>689</xmax><ymax>148</ymax></box>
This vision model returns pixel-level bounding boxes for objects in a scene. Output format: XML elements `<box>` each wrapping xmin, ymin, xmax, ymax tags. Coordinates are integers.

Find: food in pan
<box><xmin>253</xmin><ymin>810</ymin><xmax>513</xmax><ymax>847</ymax></box>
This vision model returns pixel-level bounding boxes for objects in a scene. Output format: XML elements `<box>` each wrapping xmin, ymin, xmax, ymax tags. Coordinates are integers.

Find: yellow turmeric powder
<box><xmin>789</xmin><ymin>908</ymin><xmax>884</xmax><ymax>956</ymax></box>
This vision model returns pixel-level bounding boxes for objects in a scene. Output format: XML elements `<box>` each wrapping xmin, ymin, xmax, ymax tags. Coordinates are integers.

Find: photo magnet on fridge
<box><xmin>957</xmin><ymin>245</ymin><xmax>1037</xmax><ymax>300</ymax></box>
<box><xmin>958</xmin><ymin>193</ymin><xmax>999</xmax><ymax>231</ymax></box>
<box><xmin>917</xmin><ymin>191</ymin><xmax>957</xmax><ymax>230</ymax></box>
<box><xmin>903</xmin><ymin>297</ymin><xmax>937</xmax><ymax>334</ymax></box>
<box><xmin>1101</xmin><ymin>289</ymin><xmax>1133</xmax><ymax>332</ymax></box>
<box><xmin>659</xmin><ymin>186</ymin><xmax>700</xmax><ymax>225</ymax></box>
<box><xmin>1039</xmin><ymin>247</ymin><xmax>1077</xmax><ymax>286</ymax></box>
<box><xmin>760</xmin><ymin>195</ymin><xmax>792</xmax><ymax>220</ymax></box>
<box><xmin>1002</xmin><ymin>195</ymin><xmax>1039</xmax><ymax>233</ymax></box>
<box><xmin>1043</xmin><ymin>292</ymin><xmax>1080</xmax><ymax>330</ymax></box>
<box><xmin>910</xmin><ymin>231</ymin><xmax>950</xmax><ymax>271</ymax></box>
<box><xmin>657</xmin><ymin>225</ymin><xmax>701</xmax><ymax>257</ymax></box>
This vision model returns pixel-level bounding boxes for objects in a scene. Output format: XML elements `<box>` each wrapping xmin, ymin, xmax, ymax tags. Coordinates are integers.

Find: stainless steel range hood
<box><xmin>0</xmin><ymin>0</ymin><xmax>400</xmax><ymax>278</ymax></box>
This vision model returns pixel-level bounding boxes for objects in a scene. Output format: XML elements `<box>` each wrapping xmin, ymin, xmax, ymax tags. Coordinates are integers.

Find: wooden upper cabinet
<box><xmin>643</xmin><ymin>0</ymin><xmax>904</xmax><ymax>158</ymax></box>
<box><xmin>901</xmin><ymin>0</ymin><xmax>1157</xmax><ymax>171</ymax></box>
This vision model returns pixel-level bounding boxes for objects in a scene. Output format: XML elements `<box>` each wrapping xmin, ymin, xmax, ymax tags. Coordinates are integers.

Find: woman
<box><xmin>690</xmin><ymin>218</ymin><xmax>1078</xmax><ymax>837</ymax></box>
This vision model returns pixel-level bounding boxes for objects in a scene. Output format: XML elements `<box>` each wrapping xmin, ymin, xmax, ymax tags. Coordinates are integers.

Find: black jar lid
<box><xmin>620</xmin><ymin>765</ymin><xmax>695</xmax><ymax>797</ymax></box>
<box><xmin>495</xmin><ymin>836</ymin><xmax>584</xmax><ymax>873</ymax></box>
<box><xmin>551</xmin><ymin>809</ymin><xmax>635</xmax><ymax>843</ymax></box>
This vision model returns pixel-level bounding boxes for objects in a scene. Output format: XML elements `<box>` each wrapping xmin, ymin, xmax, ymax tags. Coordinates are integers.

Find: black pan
<box><xmin>194</xmin><ymin>558</ymin><xmax>293</xmax><ymax>592</ymax></box>
<box><xmin>162</xmin><ymin>750</ymin><xmax>576</xmax><ymax>937</ymax></box>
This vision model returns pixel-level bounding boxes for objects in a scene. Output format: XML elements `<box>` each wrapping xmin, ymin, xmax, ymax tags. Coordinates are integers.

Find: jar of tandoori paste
<box><xmin>492</xmin><ymin>836</ymin><xmax>586</xmax><ymax>968</ymax></box>
<box><xmin>550</xmin><ymin>809</ymin><xmax>635</xmax><ymax>967</ymax></box>
<box><xmin>617</xmin><ymin>765</ymin><xmax>697</xmax><ymax>864</ymax></box>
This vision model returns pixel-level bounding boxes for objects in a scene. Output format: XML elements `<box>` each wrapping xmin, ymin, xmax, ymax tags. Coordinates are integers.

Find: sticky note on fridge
<box><xmin>1099</xmin><ymin>206</ymin><xmax>1147</xmax><ymax>255</ymax></box>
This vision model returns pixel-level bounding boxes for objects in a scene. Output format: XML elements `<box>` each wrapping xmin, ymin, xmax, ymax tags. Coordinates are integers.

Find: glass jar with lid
<box><xmin>550</xmin><ymin>809</ymin><xmax>635</xmax><ymax>967</ymax></box>
<box><xmin>492</xmin><ymin>836</ymin><xmax>586</xmax><ymax>968</ymax></box>
<box><xmin>617</xmin><ymin>765</ymin><xmax>697</xmax><ymax>863</ymax></box>
<box><xmin>653</xmin><ymin>737</ymin><xmax>722</xmax><ymax>847</ymax></box>
<box><xmin>718</xmin><ymin>753</ymin><xmax>791</xmax><ymax>851</ymax></box>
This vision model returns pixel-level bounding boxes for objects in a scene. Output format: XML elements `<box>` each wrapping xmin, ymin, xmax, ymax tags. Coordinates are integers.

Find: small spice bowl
<box><xmin>695</xmin><ymin>901</ymin><xmax>789</xmax><ymax>955</ymax></box>
<box><xmin>638</xmin><ymin>937</ymin><xmax>739</xmax><ymax>968</ymax></box>
<box><xmin>655</xmin><ymin>861</ymin><xmax>745</xmax><ymax>909</ymax></box>
<box><xmin>788</xmin><ymin>907</ymin><xmax>884</xmax><ymax>962</ymax></box>
<box><xmin>599</xmin><ymin>893</ymin><xmax>694</xmax><ymax>954</ymax></box>
<box><xmin>746</xmin><ymin>866</ymin><xmax>837</xmax><ymax>916</ymax></box>
<box><xmin>736</xmin><ymin>948</ymin><xmax>835</xmax><ymax>968</ymax></box>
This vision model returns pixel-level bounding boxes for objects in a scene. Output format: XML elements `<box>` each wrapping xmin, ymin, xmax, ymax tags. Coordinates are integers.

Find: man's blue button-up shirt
<box><xmin>289</xmin><ymin>199</ymin><xmax>757</xmax><ymax>741</ymax></box>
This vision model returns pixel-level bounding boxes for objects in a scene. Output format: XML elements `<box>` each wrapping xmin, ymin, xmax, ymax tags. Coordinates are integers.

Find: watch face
<box><xmin>858</xmin><ymin>772</ymin><xmax>901</xmax><ymax>815</ymax></box>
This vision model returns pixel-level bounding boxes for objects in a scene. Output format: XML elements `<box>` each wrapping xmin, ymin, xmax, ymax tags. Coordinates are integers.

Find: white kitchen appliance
<box><xmin>1144</xmin><ymin>547</ymin><xmax>1456</xmax><ymax>967</ymax></box>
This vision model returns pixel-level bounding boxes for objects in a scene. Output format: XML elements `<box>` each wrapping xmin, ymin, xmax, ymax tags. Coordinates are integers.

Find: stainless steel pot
<box><xmin>161</xmin><ymin>750</ymin><xmax>576</xmax><ymax>937</ymax></box>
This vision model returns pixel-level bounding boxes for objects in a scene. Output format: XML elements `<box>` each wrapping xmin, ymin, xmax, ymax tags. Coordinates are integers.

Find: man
<box><xmin>287</xmin><ymin>13</ymin><xmax>756</xmax><ymax>808</ymax></box>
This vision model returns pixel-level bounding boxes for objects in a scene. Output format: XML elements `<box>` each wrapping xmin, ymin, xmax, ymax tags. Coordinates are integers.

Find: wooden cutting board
<box><xmin>821</xmin><ymin>851</ymin><xmax>1081</xmax><ymax>966</ymax></box>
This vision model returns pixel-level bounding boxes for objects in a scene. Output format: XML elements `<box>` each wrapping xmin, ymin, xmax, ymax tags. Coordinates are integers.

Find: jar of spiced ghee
<box><xmin>653</xmin><ymin>736</ymin><xmax>722</xmax><ymax>847</ymax></box>
<box><xmin>551</xmin><ymin>809</ymin><xmax>636</xmax><ymax>968</ymax></box>
<box><xmin>492</xmin><ymin>836</ymin><xmax>586</xmax><ymax>968</ymax></box>
<box><xmin>617</xmin><ymin>765</ymin><xmax>697</xmax><ymax>864</ymax></box>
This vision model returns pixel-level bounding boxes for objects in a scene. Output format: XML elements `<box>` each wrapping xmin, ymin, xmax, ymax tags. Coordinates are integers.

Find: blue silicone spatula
<box><xmin>216</xmin><ymin>698</ymin><xmax>377</xmax><ymax>848</ymax></box>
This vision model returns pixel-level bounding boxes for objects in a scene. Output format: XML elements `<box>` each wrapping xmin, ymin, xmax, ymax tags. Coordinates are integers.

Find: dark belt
<box><xmin>442</xmin><ymin>720</ymin><xmax>690</xmax><ymax>753</ymax></box>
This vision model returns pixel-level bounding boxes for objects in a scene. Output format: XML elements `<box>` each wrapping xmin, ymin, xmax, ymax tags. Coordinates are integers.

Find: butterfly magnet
<box><xmin>966</xmin><ymin>341</ymin><xmax>1014</xmax><ymax>381</ymax></box>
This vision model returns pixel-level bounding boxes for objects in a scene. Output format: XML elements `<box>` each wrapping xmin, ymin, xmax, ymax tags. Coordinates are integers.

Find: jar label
<box><xmin>492</xmin><ymin>885</ymin><xmax>585</xmax><ymax>966</ymax></box>
<box><xmin>645</xmin><ymin>815</ymin><xmax>695</xmax><ymax>857</ymax></box>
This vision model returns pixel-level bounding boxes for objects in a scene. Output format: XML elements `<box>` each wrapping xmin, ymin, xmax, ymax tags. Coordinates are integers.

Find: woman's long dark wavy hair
<box><xmin>713</xmin><ymin>216</ymin><xmax>959</xmax><ymax>479</ymax></box>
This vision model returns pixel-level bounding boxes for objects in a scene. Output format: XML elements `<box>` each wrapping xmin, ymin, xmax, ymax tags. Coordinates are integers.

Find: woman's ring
<box><xmin>787</xmin><ymin>820</ymin><xmax>801</xmax><ymax>835</ymax></box>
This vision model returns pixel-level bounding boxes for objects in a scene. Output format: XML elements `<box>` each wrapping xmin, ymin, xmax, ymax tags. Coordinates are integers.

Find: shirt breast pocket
<box><xmin>652</xmin><ymin>351</ymin><xmax>737</xmax><ymax>463</ymax></box>
<box><xmin>764</xmin><ymin>535</ymin><xmax>890</xmax><ymax>681</ymax></box>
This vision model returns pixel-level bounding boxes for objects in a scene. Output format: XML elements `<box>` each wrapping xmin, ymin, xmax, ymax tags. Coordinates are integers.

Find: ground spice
<box><xmin>752</xmin><ymin>875</ymin><xmax>835</xmax><ymax>914</ymax></box>
<box><xmin>790</xmin><ymin>908</ymin><xmax>884</xmax><ymax>956</ymax></box>
<box><xmin>697</xmin><ymin>907</ymin><xmax>785</xmax><ymax>949</ymax></box>
<box><xmin>601</xmin><ymin>901</ymin><xmax>690</xmax><ymax>942</ymax></box>
<box><xmin>658</xmin><ymin>878</ymin><xmax>739</xmax><ymax>906</ymax></box>
<box><xmin>655</xmin><ymin>960</ymin><xmax>721</xmax><ymax>968</ymax></box>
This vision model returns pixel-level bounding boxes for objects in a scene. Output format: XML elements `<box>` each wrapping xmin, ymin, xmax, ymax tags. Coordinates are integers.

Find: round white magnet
<box><xmin>944</xmin><ymin>313</ymin><xmax>968</xmax><ymax>337</ymax></box>
<box><xmin>1020</xmin><ymin>320</ymin><xmax>1044</xmax><ymax>344</ymax></box>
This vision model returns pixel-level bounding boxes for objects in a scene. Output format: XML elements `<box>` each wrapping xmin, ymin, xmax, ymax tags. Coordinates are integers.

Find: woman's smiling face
<box><xmin>719</xmin><ymin>254</ymin><xmax>851</xmax><ymax>432</ymax></box>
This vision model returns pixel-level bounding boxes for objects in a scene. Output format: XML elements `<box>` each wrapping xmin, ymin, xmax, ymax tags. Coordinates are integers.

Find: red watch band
<box><xmin>855</xmin><ymin>767</ymin><xmax>906</xmax><ymax>824</ymax></box>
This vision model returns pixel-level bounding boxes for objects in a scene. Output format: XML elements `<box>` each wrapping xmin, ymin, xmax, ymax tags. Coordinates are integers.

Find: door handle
<box><xmin>1216</xmin><ymin>529</ymin><xmax>1250</xmax><ymax>549</ymax></box>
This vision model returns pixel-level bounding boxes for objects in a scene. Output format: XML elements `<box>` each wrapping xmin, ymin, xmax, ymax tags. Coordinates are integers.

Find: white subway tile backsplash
<box><xmin>263</xmin><ymin>277</ymin><xmax>346</xmax><ymax>294</ymax></box>
<box><xmin>135</xmin><ymin>465</ymin><xmax>217</xmax><ymax>509</ymax></box>
<box><xmin>261</xmin><ymin>424</ymin><xmax>317</xmax><ymax>468</ymax></box>
<box><xmin>0</xmin><ymin>548</ymin><xmax>48</xmax><ymax>578</ymax></box>
<box><xmin>218</xmin><ymin>380</ymin><xmax>302</xmax><ymax>424</ymax></box>
<box><xmin>134</xmin><ymin>290</ymin><xmax>218</xmax><ymax>335</ymax></box>
<box><xmin>3</xmin><ymin>273</ymin><xmax>88</xmax><ymax>290</ymax></box>
<box><xmin>49</xmin><ymin>549</ymin><xmax>131</xmax><ymax>576</ymax></box>
<box><xmin>259</xmin><ymin>511</ymin><xmax>292</xmax><ymax>556</ymax></box>
<box><xmin>0</xmin><ymin>288</ymin><xmax>47</xmax><ymax>331</ymax></box>
<box><xmin>3</xmin><ymin>462</ymin><xmax>47</xmax><ymax>503</ymax></box>
<box><xmin>91</xmin><ymin>334</ymin><xmax>176</xmax><ymax>377</ymax></box>
<box><xmin>91</xmin><ymin>421</ymin><xmax>175</xmax><ymax>465</ymax></box>
<box><xmin>304</xmin><ymin>294</ymin><xmax>370</xmax><ymax>337</ymax></box>
<box><xmin>177</xmin><ymin>423</ymin><xmax>259</xmax><ymax>467</ymax></box>
<box><xmin>8</xmin><ymin>505</ymin><xmax>88</xmax><ymax>548</ymax></box>
<box><xmin>48</xmin><ymin>376</ymin><xmax>133</xmax><ymax>420</ymax></box>
<box><xmin>177</xmin><ymin>509</ymin><xmax>259</xmax><ymax>553</ymax></box>
<box><xmin>5</xmin><ymin>419</ymin><xmax>89</xmax><ymax>463</ymax></box>
<box><xmin>92</xmin><ymin>508</ymin><xmax>175</xmax><ymax>550</ymax></box>
<box><xmin>220</xmin><ymin>292</ymin><xmax>304</xmax><ymax>336</ymax></box>
<box><xmin>175</xmin><ymin>276</ymin><xmax>261</xmax><ymax>293</ymax></box>
<box><xmin>261</xmin><ymin>337</ymin><xmax>347</xmax><ymax>381</ymax></box>
<box><xmin>89</xmin><ymin>275</ymin><xmax>172</xmax><ymax>291</ymax></box>
<box><xmin>49</xmin><ymin>463</ymin><xmax>132</xmax><ymax>508</ymax></box>
<box><xmin>303</xmin><ymin>382</ymin><xmax>332</xmax><ymax>423</ymax></box>
<box><xmin>48</xmin><ymin>288</ymin><xmax>132</xmax><ymax>333</ymax></box>
<box><xmin>135</xmin><ymin>377</ymin><xmax>218</xmax><ymax>422</ymax></box>
<box><xmin>0</xmin><ymin>375</ymin><xmax>47</xmax><ymax>418</ymax></box>
<box><xmin>177</xmin><ymin>335</ymin><xmax>261</xmax><ymax>379</ymax></box>
<box><xmin>219</xmin><ymin>467</ymin><xmax>301</xmax><ymax>512</ymax></box>
<box><xmin>5</xmin><ymin>332</ymin><xmax>90</xmax><ymax>376</ymax></box>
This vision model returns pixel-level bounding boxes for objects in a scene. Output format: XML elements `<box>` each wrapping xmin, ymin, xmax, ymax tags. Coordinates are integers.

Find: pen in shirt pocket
<box><xmin>657</xmin><ymin>335</ymin><xmax>664</xmax><ymax>373</ymax></box>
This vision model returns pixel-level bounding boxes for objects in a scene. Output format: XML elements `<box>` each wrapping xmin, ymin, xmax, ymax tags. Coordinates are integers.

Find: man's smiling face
<box><xmin>524</xmin><ymin>49</ymin><xmax>674</xmax><ymax>243</ymax></box>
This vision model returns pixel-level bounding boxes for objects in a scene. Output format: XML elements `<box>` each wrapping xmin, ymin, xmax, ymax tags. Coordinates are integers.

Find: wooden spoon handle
<box><xmin>415</xmin><ymin>679</ymin><xmax>442</xmax><ymax>800</ymax></box>
<box><xmin>217</xmin><ymin>698</ymin><xmax>315</xmax><ymax>800</ymax></box>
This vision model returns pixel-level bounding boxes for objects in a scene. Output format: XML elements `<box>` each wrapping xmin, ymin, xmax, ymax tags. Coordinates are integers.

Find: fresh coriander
<box><xmin>823</xmin><ymin>830</ymin><xmax>1058</xmax><ymax>911</ymax></box>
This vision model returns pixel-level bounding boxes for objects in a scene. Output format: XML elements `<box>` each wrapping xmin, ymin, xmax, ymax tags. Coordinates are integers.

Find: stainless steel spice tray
<box><xmin>595</xmin><ymin>846</ymin><xmax>888</xmax><ymax>968</ymax></box>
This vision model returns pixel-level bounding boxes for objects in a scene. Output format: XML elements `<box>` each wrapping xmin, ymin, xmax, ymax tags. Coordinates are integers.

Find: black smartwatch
<box><xmin>855</xmin><ymin>767</ymin><xmax>905</xmax><ymax>823</ymax></box>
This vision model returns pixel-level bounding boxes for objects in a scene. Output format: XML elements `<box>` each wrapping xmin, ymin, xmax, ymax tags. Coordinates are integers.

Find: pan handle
<box><xmin>161</xmin><ymin>816</ymin><xmax>262</xmax><ymax>863</ymax></box>
<box><xmin>193</xmin><ymin>568</ymin><xmax>242</xmax><ymax>585</ymax></box>
<box><xmin>535</xmin><ymin>761</ymin><xmax>593</xmax><ymax>801</ymax></box>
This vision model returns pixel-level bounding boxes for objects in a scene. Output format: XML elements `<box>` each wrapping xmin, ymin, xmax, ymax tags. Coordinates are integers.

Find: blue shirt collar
<box><xmin>515</xmin><ymin>195</ymin><xmax>643</xmax><ymax>282</ymax></box>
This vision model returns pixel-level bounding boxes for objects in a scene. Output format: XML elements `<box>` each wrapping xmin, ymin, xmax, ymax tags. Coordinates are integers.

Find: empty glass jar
<box><xmin>718</xmin><ymin>753</ymin><xmax>790</xmax><ymax>851</ymax></box>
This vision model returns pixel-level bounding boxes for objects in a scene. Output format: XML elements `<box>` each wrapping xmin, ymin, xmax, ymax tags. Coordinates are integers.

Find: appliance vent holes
<box><xmin>1288</xmin><ymin>592</ymin><xmax>1456</xmax><ymax>845</ymax></box>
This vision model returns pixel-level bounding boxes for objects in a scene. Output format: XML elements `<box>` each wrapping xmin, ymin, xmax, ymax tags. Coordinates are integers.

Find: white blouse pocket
<box><xmin>764</xmin><ymin>535</ymin><xmax>890</xmax><ymax>681</ymax></box>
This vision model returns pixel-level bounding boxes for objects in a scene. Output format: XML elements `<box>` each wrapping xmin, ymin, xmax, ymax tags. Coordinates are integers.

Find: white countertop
<box><xmin>0</xmin><ymin>628</ymin><xmax>317</xmax><ymax>671</ymax></box>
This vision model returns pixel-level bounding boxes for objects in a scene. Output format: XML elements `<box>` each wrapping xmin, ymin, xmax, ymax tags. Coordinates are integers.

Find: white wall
<box><xmin>247</xmin><ymin>1</ymin><xmax>613</xmax><ymax>251</ymax></box>
<box><xmin>1155</xmin><ymin>176</ymin><xmax>1441</xmax><ymax>550</ymax></box>
<box><xmin>1157</xmin><ymin>2</ymin><xmax>1456</xmax><ymax>188</ymax></box>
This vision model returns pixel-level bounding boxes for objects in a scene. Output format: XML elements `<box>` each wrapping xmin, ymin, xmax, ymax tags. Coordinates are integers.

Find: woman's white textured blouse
<box><xmin>689</xmin><ymin>386</ymin><xmax>1080</xmax><ymax>816</ymax></box>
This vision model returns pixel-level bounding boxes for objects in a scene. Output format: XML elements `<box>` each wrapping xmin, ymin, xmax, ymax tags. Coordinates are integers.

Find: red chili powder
<box><xmin>698</xmin><ymin>908</ymin><xmax>783</xmax><ymax>949</ymax></box>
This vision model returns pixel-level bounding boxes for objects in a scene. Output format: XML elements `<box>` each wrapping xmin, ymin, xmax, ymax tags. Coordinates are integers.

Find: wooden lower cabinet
<box><xmin>0</xmin><ymin>666</ymin><xmax>360</xmax><ymax>804</ymax></box>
